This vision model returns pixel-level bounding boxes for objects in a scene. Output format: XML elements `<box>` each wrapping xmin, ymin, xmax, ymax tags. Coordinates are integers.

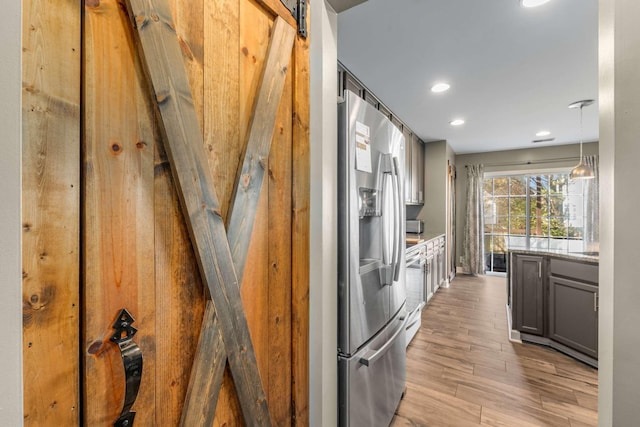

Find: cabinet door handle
<box><xmin>538</xmin><ymin>261</ymin><xmax>542</xmax><ymax>278</ymax></box>
<box><xmin>594</xmin><ymin>293</ymin><xmax>598</xmax><ymax>312</ymax></box>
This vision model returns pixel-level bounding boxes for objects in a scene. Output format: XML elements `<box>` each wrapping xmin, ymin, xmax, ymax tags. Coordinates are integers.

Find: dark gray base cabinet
<box><xmin>514</xmin><ymin>255</ymin><xmax>545</xmax><ymax>336</ymax></box>
<box><xmin>510</xmin><ymin>251</ymin><xmax>599</xmax><ymax>365</ymax></box>
<box><xmin>548</xmin><ymin>276</ymin><xmax>598</xmax><ymax>359</ymax></box>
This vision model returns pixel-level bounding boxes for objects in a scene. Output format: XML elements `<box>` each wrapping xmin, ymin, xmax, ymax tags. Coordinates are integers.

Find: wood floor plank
<box><xmin>456</xmin><ymin>385</ymin><xmax>570</xmax><ymax>427</ymax></box>
<box><xmin>428</xmin><ymin>342</ymin><xmax>507</xmax><ymax>372</ymax></box>
<box><xmin>397</xmin><ymin>383</ymin><xmax>482</xmax><ymax>426</ymax></box>
<box><xmin>480</xmin><ymin>406</ymin><xmax>545</xmax><ymax>427</ymax></box>
<box><xmin>473</xmin><ymin>364</ymin><xmax>580</xmax><ymax>407</ymax></box>
<box><xmin>541</xmin><ymin>395</ymin><xmax>598</xmax><ymax>426</ymax></box>
<box><xmin>574</xmin><ymin>391</ymin><xmax>598</xmax><ymax>411</ymax></box>
<box><xmin>398</xmin><ymin>274</ymin><xmax>598</xmax><ymax>427</ymax></box>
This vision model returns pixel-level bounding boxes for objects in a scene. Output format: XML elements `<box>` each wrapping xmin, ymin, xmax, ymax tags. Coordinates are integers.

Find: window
<box><xmin>484</xmin><ymin>172</ymin><xmax>590</xmax><ymax>273</ymax></box>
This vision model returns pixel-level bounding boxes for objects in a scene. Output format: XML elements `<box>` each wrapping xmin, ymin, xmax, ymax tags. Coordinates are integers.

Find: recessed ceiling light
<box><xmin>450</xmin><ymin>119</ymin><xmax>465</xmax><ymax>126</ymax></box>
<box><xmin>536</xmin><ymin>130</ymin><xmax>551</xmax><ymax>137</ymax></box>
<box><xmin>520</xmin><ymin>0</ymin><xmax>551</xmax><ymax>7</ymax></box>
<box><xmin>431</xmin><ymin>83</ymin><xmax>450</xmax><ymax>93</ymax></box>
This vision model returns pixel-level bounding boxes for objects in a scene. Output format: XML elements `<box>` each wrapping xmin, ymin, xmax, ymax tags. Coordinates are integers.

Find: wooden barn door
<box><xmin>22</xmin><ymin>0</ymin><xmax>309</xmax><ymax>425</ymax></box>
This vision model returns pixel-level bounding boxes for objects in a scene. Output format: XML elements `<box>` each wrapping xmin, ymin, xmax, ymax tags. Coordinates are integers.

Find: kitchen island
<box><xmin>507</xmin><ymin>249</ymin><xmax>599</xmax><ymax>367</ymax></box>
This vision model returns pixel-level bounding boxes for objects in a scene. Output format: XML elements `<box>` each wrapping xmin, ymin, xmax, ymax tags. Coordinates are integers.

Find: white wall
<box><xmin>599</xmin><ymin>0</ymin><xmax>640</xmax><ymax>424</ymax></box>
<box><xmin>0</xmin><ymin>0</ymin><xmax>23</xmax><ymax>423</ymax></box>
<box><xmin>309</xmin><ymin>2</ymin><xmax>338</xmax><ymax>426</ymax></box>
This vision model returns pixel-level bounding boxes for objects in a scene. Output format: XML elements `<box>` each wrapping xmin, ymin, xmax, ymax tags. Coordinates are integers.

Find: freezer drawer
<box><xmin>339</xmin><ymin>311</ymin><xmax>407</xmax><ymax>427</ymax></box>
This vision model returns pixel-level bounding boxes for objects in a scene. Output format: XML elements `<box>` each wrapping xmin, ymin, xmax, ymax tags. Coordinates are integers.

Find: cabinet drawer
<box><xmin>549</xmin><ymin>258</ymin><xmax>598</xmax><ymax>284</ymax></box>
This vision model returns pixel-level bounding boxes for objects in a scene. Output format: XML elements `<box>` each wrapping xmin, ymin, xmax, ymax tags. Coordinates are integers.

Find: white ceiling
<box><xmin>337</xmin><ymin>0</ymin><xmax>599</xmax><ymax>154</ymax></box>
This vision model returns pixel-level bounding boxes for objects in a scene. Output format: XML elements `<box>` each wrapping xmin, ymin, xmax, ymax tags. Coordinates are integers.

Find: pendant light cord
<box><xmin>579</xmin><ymin>104</ymin><xmax>584</xmax><ymax>159</ymax></box>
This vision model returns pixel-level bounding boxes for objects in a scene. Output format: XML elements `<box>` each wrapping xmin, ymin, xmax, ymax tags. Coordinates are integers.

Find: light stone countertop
<box><xmin>508</xmin><ymin>248</ymin><xmax>598</xmax><ymax>263</ymax></box>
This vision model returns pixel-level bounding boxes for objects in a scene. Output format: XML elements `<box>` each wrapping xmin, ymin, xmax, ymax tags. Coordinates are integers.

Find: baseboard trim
<box><xmin>505</xmin><ymin>304</ymin><xmax>521</xmax><ymax>343</ymax></box>
<box><xmin>519</xmin><ymin>333</ymin><xmax>598</xmax><ymax>369</ymax></box>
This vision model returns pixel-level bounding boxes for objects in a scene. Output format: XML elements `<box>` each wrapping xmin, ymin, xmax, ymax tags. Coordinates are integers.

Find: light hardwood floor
<box><xmin>393</xmin><ymin>274</ymin><xmax>598</xmax><ymax>427</ymax></box>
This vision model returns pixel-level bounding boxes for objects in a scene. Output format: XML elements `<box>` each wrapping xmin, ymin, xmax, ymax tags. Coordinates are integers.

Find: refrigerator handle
<box><xmin>392</xmin><ymin>156</ymin><xmax>402</xmax><ymax>282</ymax></box>
<box><xmin>358</xmin><ymin>315</ymin><xmax>408</xmax><ymax>367</ymax></box>
<box><xmin>379</xmin><ymin>154</ymin><xmax>394</xmax><ymax>286</ymax></box>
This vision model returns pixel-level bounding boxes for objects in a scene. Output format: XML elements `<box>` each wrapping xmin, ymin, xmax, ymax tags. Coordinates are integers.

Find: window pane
<box><xmin>529</xmin><ymin>190</ymin><xmax>549</xmax><ymax>217</ymax></box>
<box><xmin>509</xmin><ymin>236</ymin><xmax>527</xmax><ymax>250</ymax></box>
<box><xmin>493</xmin><ymin>177</ymin><xmax>508</xmax><ymax>196</ymax></box>
<box><xmin>550</xmin><ymin>217</ymin><xmax>568</xmax><ymax>237</ymax></box>
<box><xmin>529</xmin><ymin>175</ymin><xmax>549</xmax><ymax>198</ymax></box>
<box><xmin>529</xmin><ymin>216</ymin><xmax>549</xmax><ymax>237</ymax></box>
<box><xmin>509</xmin><ymin>176</ymin><xmax>527</xmax><ymax>196</ymax></box>
<box><xmin>568</xmin><ymin>178</ymin><xmax>583</xmax><ymax>195</ymax></box>
<box><xmin>494</xmin><ymin>197</ymin><xmax>509</xmax><ymax>216</ymax></box>
<box><xmin>510</xmin><ymin>197</ymin><xmax>526</xmax><ymax>217</ymax></box>
<box><xmin>494</xmin><ymin>216</ymin><xmax>509</xmax><ymax>234</ymax></box>
<box><xmin>568</xmin><ymin>225</ymin><xmax>583</xmax><ymax>239</ymax></box>
<box><xmin>484</xmin><ymin>197</ymin><xmax>496</xmax><ymax>226</ymax></box>
<box><xmin>484</xmin><ymin>234</ymin><xmax>493</xmax><ymax>252</ymax></box>
<box><xmin>483</xmin><ymin>178</ymin><xmax>493</xmax><ymax>195</ymax></box>
<box><xmin>549</xmin><ymin>174</ymin><xmax>568</xmax><ymax>194</ymax></box>
<box><xmin>510</xmin><ymin>216</ymin><xmax>527</xmax><ymax>235</ymax></box>
<box><xmin>530</xmin><ymin>236</ymin><xmax>549</xmax><ymax>251</ymax></box>
<box><xmin>549</xmin><ymin>238</ymin><xmax>568</xmax><ymax>252</ymax></box>
<box><xmin>549</xmin><ymin>196</ymin><xmax>566</xmax><ymax>216</ymax></box>
<box><xmin>493</xmin><ymin>234</ymin><xmax>507</xmax><ymax>253</ymax></box>
<box><xmin>566</xmin><ymin>194</ymin><xmax>584</xmax><ymax>220</ymax></box>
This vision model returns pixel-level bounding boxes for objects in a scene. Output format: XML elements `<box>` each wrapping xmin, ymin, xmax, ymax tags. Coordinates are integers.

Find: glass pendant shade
<box><xmin>568</xmin><ymin>99</ymin><xmax>595</xmax><ymax>180</ymax></box>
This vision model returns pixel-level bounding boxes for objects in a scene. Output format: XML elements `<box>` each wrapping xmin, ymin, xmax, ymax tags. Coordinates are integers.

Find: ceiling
<box><xmin>337</xmin><ymin>0</ymin><xmax>599</xmax><ymax>154</ymax></box>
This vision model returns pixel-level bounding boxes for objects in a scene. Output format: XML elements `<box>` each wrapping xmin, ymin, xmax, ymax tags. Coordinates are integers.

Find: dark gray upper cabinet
<box><xmin>343</xmin><ymin>73</ymin><xmax>364</xmax><ymax>98</ymax></box>
<box><xmin>337</xmin><ymin>63</ymin><xmax>425</xmax><ymax>205</ymax></box>
<box><xmin>378</xmin><ymin>103</ymin><xmax>392</xmax><ymax>120</ymax></box>
<box><xmin>514</xmin><ymin>254</ymin><xmax>545</xmax><ymax>336</ymax></box>
<box><xmin>402</xmin><ymin>127</ymin><xmax>413</xmax><ymax>203</ymax></box>
<box><xmin>411</xmin><ymin>134</ymin><xmax>424</xmax><ymax>204</ymax></box>
<box><xmin>363</xmin><ymin>90</ymin><xmax>380</xmax><ymax>109</ymax></box>
<box><xmin>548</xmin><ymin>275</ymin><xmax>598</xmax><ymax>359</ymax></box>
<box><xmin>402</xmin><ymin>130</ymin><xmax>425</xmax><ymax>205</ymax></box>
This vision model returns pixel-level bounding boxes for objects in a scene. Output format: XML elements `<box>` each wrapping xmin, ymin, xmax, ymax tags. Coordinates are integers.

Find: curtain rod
<box><xmin>464</xmin><ymin>156</ymin><xmax>580</xmax><ymax>168</ymax></box>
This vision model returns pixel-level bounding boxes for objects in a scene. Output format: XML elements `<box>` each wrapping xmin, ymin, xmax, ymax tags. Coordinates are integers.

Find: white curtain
<box><xmin>463</xmin><ymin>164</ymin><xmax>485</xmax><ymax>275</ymax></box>
<box><xmin>584</xmin><ymin>155</ymin><xmax>599</xmax><ymax>252</ymax></box>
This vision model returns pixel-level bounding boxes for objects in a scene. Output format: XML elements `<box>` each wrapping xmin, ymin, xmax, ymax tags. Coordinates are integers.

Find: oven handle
<box><xmin>405</xmin><ymin>302</ymin><xmax>426</xmax><ymax>329</ymax></box>
<box><xmin>406</xmin><ymin>251</ymin><xmax>421</xmax><ymax>266</ymax></box>
<box><xmin>358</xmin><ymin>315</ymin><xmax>408</xmax><ymax>367</ymax></box>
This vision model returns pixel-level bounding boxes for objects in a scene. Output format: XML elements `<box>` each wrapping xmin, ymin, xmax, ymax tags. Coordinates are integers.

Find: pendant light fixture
<box><xmin>568</xmin><ymin>99</ymin><xmax>595</xmax><ymax>180</ymax></box>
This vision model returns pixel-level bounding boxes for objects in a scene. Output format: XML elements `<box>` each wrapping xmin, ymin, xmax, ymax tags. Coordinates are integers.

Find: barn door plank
<box><xmin>22</xmin><ymin>0</ymin><xmax>81</xmax><ymax>424</ymax></box>
<box><xmin>180</xmin><ymin>16</ymin><xmax>295</xmax><ymax>427</ymax></box>
<box><xmin>155</xmin><ymin>0</ymin><xmax>205</xmax><ymax>424</ymax></box>
<box><xmin>83</xmin><ymin>0</ymin><xmax>157</xmax><ymax>424</ymax></box>
<box><xmin>291</xmin><ymin>8</ymin><xmax>311</xmax><ymax>424</ymax></box>
<box><xmin>122</xmin><ymin>0</ymin><xmax>295</xmax><ymax>424</ymax></box>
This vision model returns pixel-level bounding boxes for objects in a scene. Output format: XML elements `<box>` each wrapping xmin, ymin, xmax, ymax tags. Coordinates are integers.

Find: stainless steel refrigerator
<box><xmin>338</xmin><ymin>90</ymin><xmax>407</xmax><ymax>427</ymax></box>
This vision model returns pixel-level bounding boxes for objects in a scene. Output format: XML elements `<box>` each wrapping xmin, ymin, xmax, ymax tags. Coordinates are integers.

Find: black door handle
<box><xmin>110</xmin><ymin>309</ymin><xmax>143</xmax><ymax>427</ymax></box>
